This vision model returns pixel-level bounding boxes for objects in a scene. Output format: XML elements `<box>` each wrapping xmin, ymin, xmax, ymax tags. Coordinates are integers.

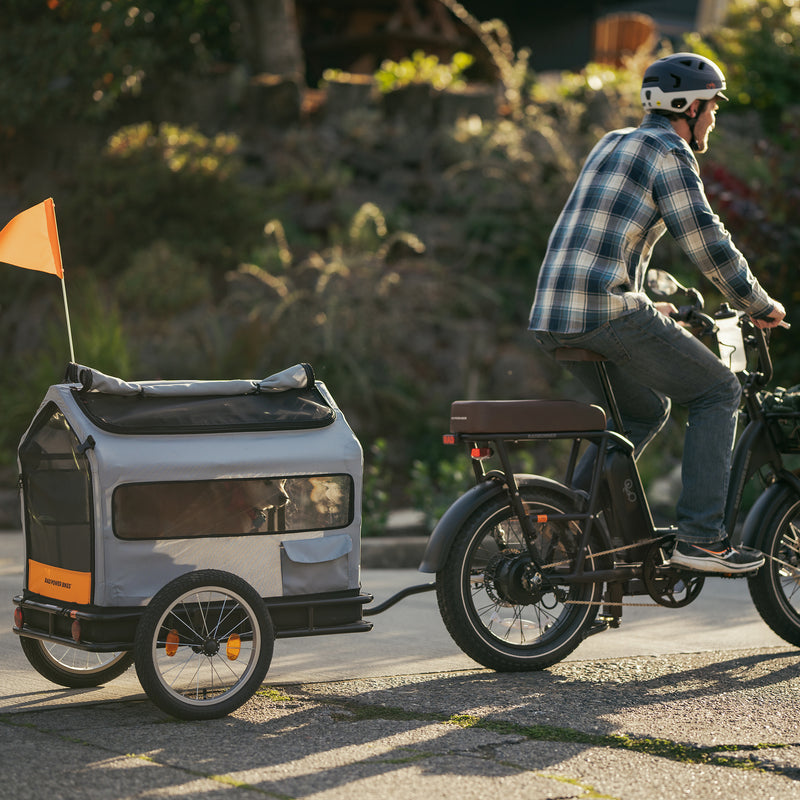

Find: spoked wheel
<box><xmin>19</xmin><ymin>638</ymin><xmax>134</xmax><ymax>688</ymax></box>
<box><xmin>134</xmin><ymin>570</ymin><xmax>274</xmax><ymax>720</ymax></box>
<box><xmin>749</xmin><ymin>497</ymin><xmax>800</xmax><ymax>646</ymax></box>
<box><xmin>436</xmin><ymin>485</ymin><xmax>605</xmax><ymax>671</ymax></box>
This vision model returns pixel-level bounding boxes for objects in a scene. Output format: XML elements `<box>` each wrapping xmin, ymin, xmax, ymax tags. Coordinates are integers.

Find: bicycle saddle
<box><xmin>450</xmin><ymin>399</ymin><xmax>606</xmax><ymax>435</ymax></box>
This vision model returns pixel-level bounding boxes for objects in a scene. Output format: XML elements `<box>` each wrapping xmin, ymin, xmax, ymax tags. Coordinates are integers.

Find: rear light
<box><xmin>470</xmin><ymin>447</ymin><xmax>493</xmax><ymax>460</ymax></box>
<box><xmin>442</xmin><ymin>434</ymin><xmax>456</xmax><ymax>445</ymax></box>
<box><xmin>13</xmin><ymin>607</ymin><xmax>23</xmax><ymax>629</ymax></box>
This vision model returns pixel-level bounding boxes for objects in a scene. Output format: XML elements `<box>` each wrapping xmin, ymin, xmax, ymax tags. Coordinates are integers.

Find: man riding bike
<box><xmin>529</xmin><ymin>53</ymin><xmax>786</xmax><ymax>574</ymax></box>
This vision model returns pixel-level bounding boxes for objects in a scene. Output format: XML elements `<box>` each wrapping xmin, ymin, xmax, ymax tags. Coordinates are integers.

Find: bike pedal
<box><xmin>718</xmin><ymin>569</ymin><xmax>759</xmax><ymax>579</ymax></box>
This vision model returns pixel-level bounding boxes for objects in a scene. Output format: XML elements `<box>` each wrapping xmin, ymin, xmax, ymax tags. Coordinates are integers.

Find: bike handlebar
<box><xmin>745</xmin><ymin>318</ymin><xmax>773</xmax><ymax>387</ymax></box>
<box><xmin>672</xmin><ymin>305</ymin><xmax>774</xmax><ymax>386</ymax></box>
<box><xmin>649</xmin><ymin>269</ymin><xmax>783</xmax><ymax>388</ymax></box>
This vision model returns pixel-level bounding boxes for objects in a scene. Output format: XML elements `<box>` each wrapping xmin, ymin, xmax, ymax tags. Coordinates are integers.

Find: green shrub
<box><xmin>375</xmin><ymin>50</ymin><xmax>475</xmax><ymax>93</ymax></box>
<box><xmin>0</xmin><ymin>0</ymin><xmax>234</xmax><ymax>131</ymax></box>
<box><xmin>362</xmin><ymin>438</ymin><xmax>391</xmax><ymax>537</ymax></box>
<box><xmin>408</xmin><ymin>454</ymin><xmax>470</xmax><ymax>530</ymax></box>
<box><xmin>700</xmin><ymin>0</ymin><xmax>800</xmax><ymax>128</ymax></box>
<box><xmin>117</xmin><ymin>240</ymin><xmax>212</xmax><ymax>313</ymax></box>
<box><xmin>0</xmin><ymin>269</ymin><xmax>132</xmax><ymax>466</ymax></box>
<box><xmin>59</xmin><ymin>122</ymin><xmax>266</xmax><ymax>277</ymax></box>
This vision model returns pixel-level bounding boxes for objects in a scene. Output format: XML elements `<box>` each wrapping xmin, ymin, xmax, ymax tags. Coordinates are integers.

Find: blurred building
<box><xmin>490</xmin><ymin>1</ymin><xmax>732</xmax><ymax>71</ymax></box>
<box><xmin>297</xmin><ymin>1</ymin><xmax>731</xmax><ymax>82</ymax></box>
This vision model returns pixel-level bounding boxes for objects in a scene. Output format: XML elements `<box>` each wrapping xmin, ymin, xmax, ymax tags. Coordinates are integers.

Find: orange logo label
<box><xmin>28</xmin><ymin>559</ymin><xmax>91</xmax><ymax>604</ymax></box>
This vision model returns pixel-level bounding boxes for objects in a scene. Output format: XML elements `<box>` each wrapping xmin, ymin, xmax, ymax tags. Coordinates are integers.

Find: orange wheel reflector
<box><xmin>165</xmin><ymin>629</ymin><xmax>180</xmax><ymax>657</ymax></box>
<box><xmin>536</xmin><ymin>514</ymin><xmax>548</xmax><ymax>523</ymax></box>
<box><xmin>227</xmin><ymin>634</ymin><xmax>241</xmax><ymax>661</ymax></box>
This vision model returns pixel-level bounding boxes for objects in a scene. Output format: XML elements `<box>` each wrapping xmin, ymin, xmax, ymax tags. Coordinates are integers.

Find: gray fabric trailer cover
<box><xmin>20</xmin><ymin>364</ymin><xmax>363</xmax><ymax>607</ymax></box>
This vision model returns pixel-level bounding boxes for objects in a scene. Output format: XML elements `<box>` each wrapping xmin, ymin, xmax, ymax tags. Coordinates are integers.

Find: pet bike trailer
<box><xmin>13</xmin><ymin>362</ymin><xmax>371</xmax><ymax>719</ymax></box>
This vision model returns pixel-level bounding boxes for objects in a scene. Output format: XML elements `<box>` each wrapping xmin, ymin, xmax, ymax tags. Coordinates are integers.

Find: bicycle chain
<box><xmin>540</xmin><ymin>536</ymin><xmax>664</xmax><ymax>571</ymax></box>
<box><xmin>536</xmin><ymin>536</ymin><xmax>669</xmax><ymax>608</ymax></box>
<box><xmin>554</xmin><ymin>546</ymin><xmax>794</xmax><ymax>608</ymax></box>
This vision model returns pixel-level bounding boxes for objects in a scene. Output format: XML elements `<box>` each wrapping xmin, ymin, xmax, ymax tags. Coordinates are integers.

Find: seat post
<box><xmin>592</xmin><ymin>361</ymin><xmax>625</xmax><ymax>435</ymax></box>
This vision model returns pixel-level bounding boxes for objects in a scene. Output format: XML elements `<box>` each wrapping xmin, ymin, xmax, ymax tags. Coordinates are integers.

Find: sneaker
<box><xmin>669</xmin><ymin>539</ymin><xmax>765</xmax><ymax>574</ymax></box>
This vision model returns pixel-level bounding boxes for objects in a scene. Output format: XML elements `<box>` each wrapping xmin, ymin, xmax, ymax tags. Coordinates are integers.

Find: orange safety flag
<box><xmin>0</xmin><ymin>197</ymin><xmax>63</xmax><ymax>278</ymax></box>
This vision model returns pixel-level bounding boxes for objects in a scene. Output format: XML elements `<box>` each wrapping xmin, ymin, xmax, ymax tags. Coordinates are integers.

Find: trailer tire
<box><xmin>134</xmin><ymin>570</ymin><xmax>274</xmax><ymax>720</ymax></box>
<box><xmin>20</xmin><ymin>638</ymin><xmax>134</xmax><ymax>688</ymax></box>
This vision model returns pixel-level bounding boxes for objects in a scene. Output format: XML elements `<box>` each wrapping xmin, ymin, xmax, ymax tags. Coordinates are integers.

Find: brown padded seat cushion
<box><xmin>450</xmin><ymin>399</ymin><xmax>606</xmax><ymax>435</ymax></box>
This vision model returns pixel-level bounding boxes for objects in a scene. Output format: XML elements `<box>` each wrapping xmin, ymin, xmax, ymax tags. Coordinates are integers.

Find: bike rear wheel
<box><xmin>436</xmin><ymin>485</ymin><xmax>604</xmax><ymax>671</ymax></box>
<box><xmin>748</xmin><ymin>496</ymin><xmax>800</xmax><ymax>646</ymax></box>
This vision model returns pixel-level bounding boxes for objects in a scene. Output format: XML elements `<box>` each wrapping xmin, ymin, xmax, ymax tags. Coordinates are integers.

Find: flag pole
<box><xmin>47</xmin><ymin>199</ymin><xmax>75</xmax><ymax>364</ymax></box>
<box><xmin>60</xmin><ymin>276</ymin><xmax>76</xmax><ymax>364</ymax></box>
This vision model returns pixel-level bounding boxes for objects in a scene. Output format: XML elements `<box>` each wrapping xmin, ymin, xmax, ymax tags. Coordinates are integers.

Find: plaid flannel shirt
<box><xmin>529</xmin><ymin>113</ymin><xmax>773</xmax><ymax>333</ymax></box>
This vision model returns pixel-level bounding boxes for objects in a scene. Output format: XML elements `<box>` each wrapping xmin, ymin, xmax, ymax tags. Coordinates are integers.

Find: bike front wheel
<box><xmin>748</xmin><ymin>496</ymin><xmax>800</xmax><ymax>646</ymax></box>
<box><xmin>436</xmin><ymin>485</ymin><xmax>604</xmax><ymax>671</ymax></box>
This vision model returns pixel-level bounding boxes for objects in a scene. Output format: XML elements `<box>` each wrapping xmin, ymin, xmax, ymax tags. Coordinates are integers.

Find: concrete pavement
<box><xmin>2</xmin><ymin>529</ymin><xmax>800</xmax><ymax>798</ymax></box>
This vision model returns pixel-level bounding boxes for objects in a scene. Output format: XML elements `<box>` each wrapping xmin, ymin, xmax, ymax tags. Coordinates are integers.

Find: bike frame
<box><xmin>438</xmin><ymin>324</ymin><xmax>794</xmax><ymax>592</ymax></box>
<box><xmin>450</xmin><ymin>424</ymin><xmax>657</xmax><ymax>587</ymax></box>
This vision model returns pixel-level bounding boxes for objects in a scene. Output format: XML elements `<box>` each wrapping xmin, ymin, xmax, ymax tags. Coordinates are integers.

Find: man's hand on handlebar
<box><xmin>655</xmin><ymin>301</ymin><xmax>697</xmax><ymax>328</ymax></box>
<box><xmin>752</xmin><ymin>300</ymin><xmax>788</xmax><ymax>330</ymax></box>
<box><xmin>655</xmin><ymin>301</ymin><xmax>679</xmax><ymax>318</ymax></box>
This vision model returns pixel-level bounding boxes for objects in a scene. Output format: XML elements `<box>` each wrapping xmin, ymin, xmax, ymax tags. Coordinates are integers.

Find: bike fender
<box><xmin>740</xmin><ymin>480</ymin><xmax>800</xmax><ymax>549</ymax></box>
<box><xmin>418</xmin><ymin>475</ymin><xmax>582</xmax><ymax>574</ymax></box>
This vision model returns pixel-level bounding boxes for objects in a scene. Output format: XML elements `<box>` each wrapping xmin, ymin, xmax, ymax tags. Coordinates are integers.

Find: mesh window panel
<box><xmin>113</xmin><ymin>474</ymin><xmax>354</xmax><ymax>539</ymax></box>
<box><xmin>18</xmin><ymin>404</ymin><xmax>93</xmax><ymax>573</ymax></box>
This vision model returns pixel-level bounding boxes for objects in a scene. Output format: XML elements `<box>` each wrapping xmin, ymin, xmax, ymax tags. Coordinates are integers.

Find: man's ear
<box><xmin>686</xmin><ymin>99</ymin><xmax>701</xmax><ymax>118</ymax></box>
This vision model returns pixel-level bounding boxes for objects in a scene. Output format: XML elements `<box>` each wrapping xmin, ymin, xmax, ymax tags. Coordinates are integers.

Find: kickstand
<box><xmin>599</xmin><ymin>582</ymin><xmax>623</xmax><ymax>628</ymax></box>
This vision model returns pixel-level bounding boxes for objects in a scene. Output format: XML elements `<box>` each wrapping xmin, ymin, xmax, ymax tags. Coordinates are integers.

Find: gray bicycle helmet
<box><xmin>641</xmin><ymin>52</ymin><xmax>728</xmax><ymax>112</ymax></box>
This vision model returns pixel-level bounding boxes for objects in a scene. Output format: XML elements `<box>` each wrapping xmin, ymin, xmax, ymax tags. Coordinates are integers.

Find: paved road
<box><xmin>3</xmin><ymin>530</ymin><xmax>799</xmax><ymax>798</ymax></box>
<box><xmin>0</xmin><ymin>528</ymin><xmax>788</xmax><ymax>707</ymax></box>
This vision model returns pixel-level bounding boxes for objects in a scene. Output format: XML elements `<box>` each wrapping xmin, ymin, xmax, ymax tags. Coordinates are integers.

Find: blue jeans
<box><xmin>533</xmin><ymin>306</ymin><xmax>742</xmax><ymax>544</ymax></box>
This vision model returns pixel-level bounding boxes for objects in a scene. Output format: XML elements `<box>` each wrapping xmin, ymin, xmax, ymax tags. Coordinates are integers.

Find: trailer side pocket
<box><xmin>280</xmin><ymin>534</ymin><xmax>352</xmax><ymax>595</ymax></box>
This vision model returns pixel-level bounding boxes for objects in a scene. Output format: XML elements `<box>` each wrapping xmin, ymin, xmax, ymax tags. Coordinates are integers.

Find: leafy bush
<box><xmin>117</xmin><ymin>240</ymin><xmax>212</xmax><ymax>313</ymax></box>
<box><xmin>408</xmin><ymin>454</ymin><xmax>470</xmax><ymax>531</ymax></box>
<box><xmin>362</xmin><ymin>438</ymin><xmax>391</xmax><ymax>537</ymax></box>
<box><xmin>375</xmin><ymin>50</ymin><xmax>475</xmax><ymax>93</ymax></box>
<box><xmin>0</xmin><ymin>269</ymin><xmax>132</xmax><ymax>466</ymax></box>
<box><xmin>0</xmin><ymin>0</ymin><xmax>234</xmax><ymax>132</ymax></box>
<box><xmin>59</xmin><ymin>122</ymin><xmax>266</xmax><ymax>277</ymax></box>
<box><xmin>699</xmin><ymin>0</ymin><xmax>800</xmax><ymax>129</ymax></box>
<box><xmin>222</xmin><ymin>202</ymin><xmax>500</xmax><ymax>452</ymax></box>
<box><xmin>4</xmin><ymin>2</ymin><xmax>800</xmax><ymax>503</ymax></box>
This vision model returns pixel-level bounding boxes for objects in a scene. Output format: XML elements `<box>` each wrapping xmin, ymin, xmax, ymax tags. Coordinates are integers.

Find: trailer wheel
<box><xmin>134</xmin><ymin>570</ymin><xmax>274</xmax><ymax>720</ymax></box>
<box><xmin>19</xmin><ymin>638</ymin><xmax>134</xmax><ymax>688</ymax></box>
